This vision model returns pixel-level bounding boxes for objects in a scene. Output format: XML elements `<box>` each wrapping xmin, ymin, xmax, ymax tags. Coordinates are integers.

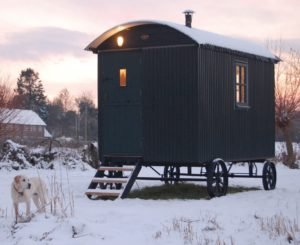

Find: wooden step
<box><xmin>85</xmin><ymin>189</ymin><xmax>122</xmax><ymax>197</ymax></box>
<box><xmin>91</xmin><ymin>177</ymin><xmax>128</xmax><ymax>184</ymax></box>
<box><xmin>97</xmin><ymin>166</ymin><xmax>134</xmax><ymax>171</ymax></box>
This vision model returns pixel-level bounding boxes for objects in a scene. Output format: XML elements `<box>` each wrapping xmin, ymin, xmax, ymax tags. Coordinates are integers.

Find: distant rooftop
<box><xmin>0</xmin><ymin>109</ymin><xmax>46</xmax><ymax>126</ymax></box>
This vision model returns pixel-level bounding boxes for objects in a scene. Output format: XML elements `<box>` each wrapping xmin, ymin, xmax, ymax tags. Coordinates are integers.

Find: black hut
<box><xmin>85</xmin><ymin>17</ymin><xmax>279</xmax><ymax>199</ymax></box>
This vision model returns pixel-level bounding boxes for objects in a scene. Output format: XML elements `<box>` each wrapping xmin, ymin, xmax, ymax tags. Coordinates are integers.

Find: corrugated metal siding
<box><xmin>142</xmin><ymin>46</ymin><xmax>199</xmax><ymax>163</ymax></box>
<box><xmin>98</xmin><ymin>54</ymin><xmax>104</xmax><ymax>161</ymax></box>
<box><xmin>197</xmin><ymin>47</ymin><xmax>275</xmax><ymax>162</ymax></box>
<box><xmin>98</xmin><ymin>45</ymin><xmax>275</xmax><ymax>164</ymax></box>
<box><xmin>98</xmin><ymin>51</ymin><xmax>143</xmax><ymax>159</ymax></box>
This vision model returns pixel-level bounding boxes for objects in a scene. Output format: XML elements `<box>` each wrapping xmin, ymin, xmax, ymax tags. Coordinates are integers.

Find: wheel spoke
<box><xmin>207</xmin><ymin>160</ymin><xmax>228</xmax><ymax>198</ymax></box>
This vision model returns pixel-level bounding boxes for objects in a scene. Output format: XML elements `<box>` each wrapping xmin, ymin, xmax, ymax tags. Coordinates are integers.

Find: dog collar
<box><xmin>14</xmin><ymin>185</ymin><xmax>24</xmax><ymax>196</ymax></box>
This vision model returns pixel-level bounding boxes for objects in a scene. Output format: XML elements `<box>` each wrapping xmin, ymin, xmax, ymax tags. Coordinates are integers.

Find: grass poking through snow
<box><xmin>128</xmin><ymin>183</ymin><xmax>259</xmax><ymax>200</ymax></box>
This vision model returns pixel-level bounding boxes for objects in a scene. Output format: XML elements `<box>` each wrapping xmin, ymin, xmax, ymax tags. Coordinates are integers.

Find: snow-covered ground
<box><xmin>0</xmin><ymin>162</ymin><xmax>299</xmax><ymax>244</ymax></box>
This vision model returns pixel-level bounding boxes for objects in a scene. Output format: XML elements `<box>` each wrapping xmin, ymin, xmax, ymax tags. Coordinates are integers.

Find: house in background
<box><xmin>0</xmin><ymin>109</ymin><xmax>51</xmax><ymax>143</ymax></box>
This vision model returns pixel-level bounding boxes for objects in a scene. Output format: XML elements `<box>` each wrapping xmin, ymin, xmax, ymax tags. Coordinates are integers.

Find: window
<box><xmin>119</xmin><ymin>69</ymin><xmax>127</xmax><ymax>87</ymax></box>
<box><xmin>235</xmin><ymin>62</ymin><xmax>248</xmax><ymax>107</ymax></box>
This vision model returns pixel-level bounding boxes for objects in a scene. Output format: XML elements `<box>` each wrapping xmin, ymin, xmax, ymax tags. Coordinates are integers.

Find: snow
<box><xmin>0</xmin><ymin>160</ymin><xmax>299</xmax><ymax>244</ymax></box>
<box><xmin>44</xmin><ymin>129</ymin><xmax>52</xmax><ymax>138</ymax></box>
<box><xmin>0</xmin><ymin>109</ymin><xmax>46</xmax><ymax>126</ymax></box>
<box><xmin>86</xmin><ymin>20</ymin><xmax>276</xmax><ymax>60</ymax></box>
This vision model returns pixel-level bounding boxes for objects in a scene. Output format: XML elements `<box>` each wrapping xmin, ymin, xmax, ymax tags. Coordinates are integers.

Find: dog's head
<box><xmin>13</xmin><ymin>175</ymin><xmax>31</xmax><ymax>192</ymax></box>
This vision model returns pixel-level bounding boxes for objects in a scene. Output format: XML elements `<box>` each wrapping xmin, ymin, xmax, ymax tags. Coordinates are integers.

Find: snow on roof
<box><xmin>86</xmin><ymin>20</ymin><xmax>277</xmax><ymax>60</ymax></box>
<box><xmin>44</xmin><ymin>128</ymin><xmax>52</xmax><ymax>138</ymax></box>
<box><xmin>0</xmin><ymin>109</ymin><xmax>46</xmax><ymax>126</ymax></box>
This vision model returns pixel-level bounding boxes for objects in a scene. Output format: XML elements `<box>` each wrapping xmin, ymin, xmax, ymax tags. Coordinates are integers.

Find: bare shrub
<box><xmin>48</xmin><ymin>169</ymin><xmax>74</xmax><ymax>219</ymax></box>
<box><xmin>154</xmin><ymin>216</ymin><xmax>232</xmax><ymax>245</ymax></box>
<box><xmin>0</xmin><ymin>207</ymin><xmax>7</xmax><ymax>219</ymax></box>
<box><xmin>258</xmin><ymin>213</ymin><xmax>300</xmax><ymax>243</ymax></box>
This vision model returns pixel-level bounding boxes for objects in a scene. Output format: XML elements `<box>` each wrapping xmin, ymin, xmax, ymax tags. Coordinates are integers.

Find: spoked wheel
<box><xmin>262</xmin><ymin>161</ymin><xmax>277</xmax><ymax>190</ymax></box>
<box><xmin>207</xmin><ymin>159</ymin><xmax>228</xmax><ymax>198</ymax></box>
<box><xmin>163</xmin><ymin>165</ymin><xmax>180</xmax><ymax>184</ymax></box>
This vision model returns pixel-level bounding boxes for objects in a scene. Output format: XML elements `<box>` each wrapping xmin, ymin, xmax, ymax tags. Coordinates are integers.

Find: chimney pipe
<box><xmin>183</xmin><ymin>10</ymin><xmax>195</xmax><ymax>28</ymax></box>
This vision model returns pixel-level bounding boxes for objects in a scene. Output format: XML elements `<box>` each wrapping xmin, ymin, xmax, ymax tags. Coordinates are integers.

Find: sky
<box><xmin>1</xmin><ymin>0</ymin><xmax>300</xmax><ymax>103</ymax></box>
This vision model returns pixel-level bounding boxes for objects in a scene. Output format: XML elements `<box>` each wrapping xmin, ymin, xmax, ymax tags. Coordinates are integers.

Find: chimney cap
<box><xmin>183</xmin><ymin>9</ymin><xmax>195</xmax><ymax>15</ymax></box>
<box><xmin>183</xmin><ymin>9</ymin><xmax>194</xmax><ymax>28</ymax></box>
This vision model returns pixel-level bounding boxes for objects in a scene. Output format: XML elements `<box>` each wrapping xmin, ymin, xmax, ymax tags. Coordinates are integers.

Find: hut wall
<box><xmin>197</xmin><ymin>47</ymin><xmax>275</xmax><ymax>162</ymax></box>
<box><xmin>142</xmin><ymin>46</ymin><xmax>199</xmax><ymax>163</ymax></box>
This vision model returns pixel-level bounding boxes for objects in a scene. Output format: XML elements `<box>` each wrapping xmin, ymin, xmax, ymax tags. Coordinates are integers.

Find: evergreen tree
<box><xmin>14</xmin><ymin>68</ymin><xmax>48</xmax><ymax>120</ymax></box>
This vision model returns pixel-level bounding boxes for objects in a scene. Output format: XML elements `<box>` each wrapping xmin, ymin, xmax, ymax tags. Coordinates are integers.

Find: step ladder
<box><xmin>85</xmin><ymin>164</ymin><xmax>141</xmax><ymax>200</ymax></box>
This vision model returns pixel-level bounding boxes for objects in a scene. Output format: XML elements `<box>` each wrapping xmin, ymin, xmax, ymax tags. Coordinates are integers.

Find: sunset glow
<box><xmin>1</xmin><ymin>0</ymin><xmax>299</xmax><ymax>102</ymax></box>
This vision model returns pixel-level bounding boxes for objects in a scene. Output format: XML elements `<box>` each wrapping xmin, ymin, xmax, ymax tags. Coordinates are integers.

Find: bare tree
<box><xmin>0</xmin><ymin>76</ymin><xmax>14</xmax><ymax>108</ymax></box>
<box><xmin>59</xmin><ymin>88</ymin><xmax>74</xmax><ymax>112</ymax></box>
<box><xmin>53</xmin><ymin>88</ymin><xmax>74</xmax><ymax>113</ymax></box>
<box><xmin>0</xmin><ymin>76</ymin><xmax>17</xmax><ymax>142</ymax></box>
<box><xmin>274</xmin><ymin>46</ymin><xmax>300</xmax><ymax>168</ymax></box>
<box><xmin>75</xmin><ymin>91</ymin><xmax>97</xmax><ymax>142</ymax></box>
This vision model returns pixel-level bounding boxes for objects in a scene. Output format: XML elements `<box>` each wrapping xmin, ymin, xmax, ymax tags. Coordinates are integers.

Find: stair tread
<box><xmin>85</xmin><ymin>189</ymin><xmax>122</xmax><ymax>196</ymax></box>
<box><xmin>98</xmin><ymin>166</ymin><xmax>135</xmax><ymax>171</ymax></box>
<box><xmin>86</xmin><ymin>188</ymin><xmax>122</xmax><ymax>193</ymax></box>
<box><xmin>92</xmin><ymin>177</ymin><xmax>128</xmax><ymax>183</ymax></box>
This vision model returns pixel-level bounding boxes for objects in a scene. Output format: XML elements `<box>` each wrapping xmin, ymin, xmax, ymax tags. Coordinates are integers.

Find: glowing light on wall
<box><xmin>117</xmin><ymin>36</ymin><xmax>124</xmax><ymax>47</ymax></box>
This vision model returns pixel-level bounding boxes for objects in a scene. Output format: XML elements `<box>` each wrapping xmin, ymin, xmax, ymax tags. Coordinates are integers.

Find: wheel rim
<box><xmin>263</xmin><ymin>161</ymin><xmax>276</xmax><ymax>190</ymax></box>
<box><xmin>207</xmin><ymin>160</ymin><xmax>228</xmax><ymax>197</ymax></box>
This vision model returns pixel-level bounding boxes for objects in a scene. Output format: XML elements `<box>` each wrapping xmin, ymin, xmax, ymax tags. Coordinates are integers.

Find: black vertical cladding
<box><xmin>96</xmin><ymin>24</ymin><xmax>275</xmax><ymax>164</ymax></box>
<box><xmin>197</xmin><ymin>47</ymin><xmax>275</xmax><ymax>162</ymax></box>
<box><xmin>142</xmin><ymin>46</ymin><xmax>198</xmax><ymax>163</ymax></box>
<box><xmin>98</xmin><ymin>51</ymin><xmax>143</xmax><ymax>158</ymax></box>
<box><xmin>98</xmin><ymin>54</ymin><xmax>104</xmax><ymax>161</ymax></box>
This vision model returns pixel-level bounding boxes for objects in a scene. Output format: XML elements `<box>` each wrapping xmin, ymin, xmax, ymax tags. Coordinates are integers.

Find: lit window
<box><xmin>235</xmin><ymin>62</ymin><xmax>248</xmax><ymax>107</ymax></box>
<box><xmin>120</xmin><ymin>69</ymin><xmax>127</xmax><ymax>87</ymax></box>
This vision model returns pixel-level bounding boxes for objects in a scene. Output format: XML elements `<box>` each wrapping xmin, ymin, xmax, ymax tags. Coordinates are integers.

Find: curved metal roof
<box><xmin>86</xmin><ymin>20</ymin><xmax>276</xmax><ymax>60</ymax></box>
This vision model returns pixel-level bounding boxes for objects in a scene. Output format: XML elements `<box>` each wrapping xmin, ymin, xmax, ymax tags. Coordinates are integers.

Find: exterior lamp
<box><xmin>117</xmin><ymin>36</ymin><xmax>124</xmax><ymax>47</ymax></box>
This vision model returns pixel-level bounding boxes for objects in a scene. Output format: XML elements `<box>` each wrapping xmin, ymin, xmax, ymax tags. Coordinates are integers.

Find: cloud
<box><xmin>0</xmin><ymin>27</ymin><xmax>93</xmax><ymax>61</ymax></box>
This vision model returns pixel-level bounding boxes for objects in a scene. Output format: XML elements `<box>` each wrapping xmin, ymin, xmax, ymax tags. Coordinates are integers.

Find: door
<box><xmin>100</xmin><ymin>51</ymin><xmax>142</xmax><ymax>156</ymax></box>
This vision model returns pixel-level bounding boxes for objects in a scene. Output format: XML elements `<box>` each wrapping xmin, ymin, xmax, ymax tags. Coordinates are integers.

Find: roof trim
<box><xmin>85</xmin><ymin>20</ymin><xmax>278</xmax><ymax>61</ymax></box>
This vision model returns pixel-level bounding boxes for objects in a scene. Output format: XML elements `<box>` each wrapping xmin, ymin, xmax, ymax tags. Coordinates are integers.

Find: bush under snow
<box><xmin>0</xmin><ymin>140</ymin><xmax>92</xmax><ymax>171</ymax></box>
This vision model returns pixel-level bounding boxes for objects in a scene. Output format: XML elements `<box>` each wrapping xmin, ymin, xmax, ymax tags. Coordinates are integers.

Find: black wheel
<box><xmin>262</xmin><ymin>161</ymin><xmax>276</xmax><ymax>190</ymax></box>
<box><xmin>207</xmin><ymin>159</ymin><xmax>228</xmax><ymax>198</ymax></box>
<box><xmin>163</xmin><ymin>165</ymin><xmax>180</xmax><ymax>184</ymax></box>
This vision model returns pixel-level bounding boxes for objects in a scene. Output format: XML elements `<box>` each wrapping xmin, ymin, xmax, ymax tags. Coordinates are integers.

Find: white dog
<box><xmin>11</xmin><ymin>175</ymin><xmax>48</xmax><ymax>222</ymax></box>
